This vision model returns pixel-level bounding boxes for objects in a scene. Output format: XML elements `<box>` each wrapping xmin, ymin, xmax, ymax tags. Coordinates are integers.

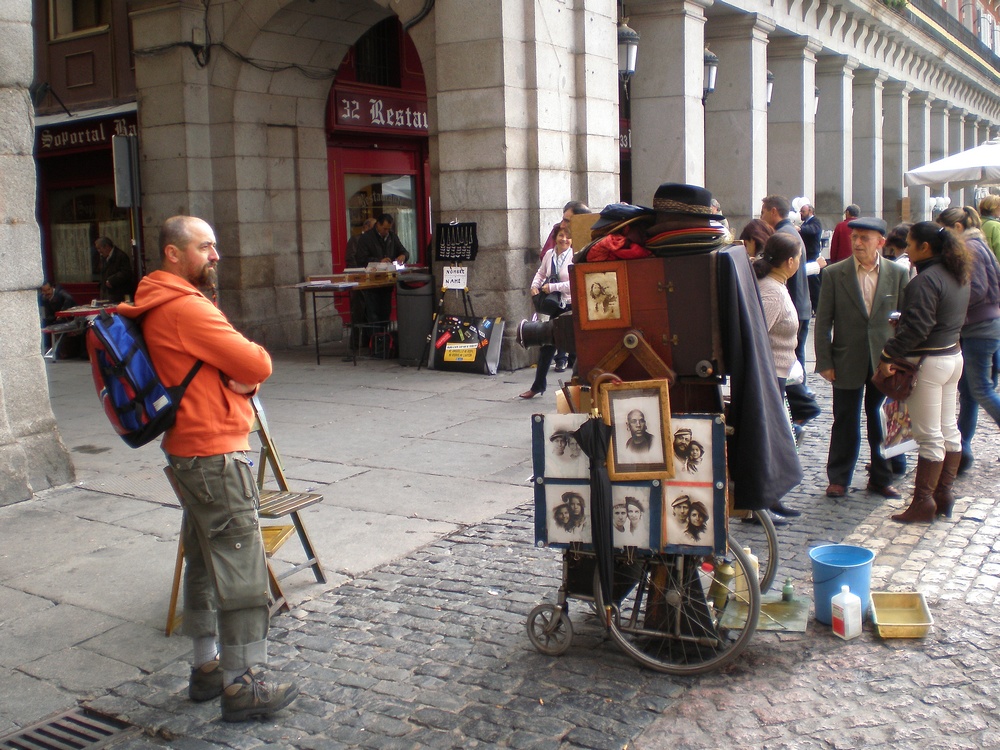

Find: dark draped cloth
<box><xmin>717</xmin><ymin>246</ymin><xmax>803</xmax><ymax>510</ymax></box>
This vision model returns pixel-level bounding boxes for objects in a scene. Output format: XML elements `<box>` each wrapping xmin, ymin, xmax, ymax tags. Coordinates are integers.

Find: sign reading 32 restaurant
<box><xmin>330</xmin><ymin>85</ymin><xmax>429</xmax><ymax>135</ymax></box>
<box><xmin>36</xmin><ymin>113</ymin><xmax>138</xmax><ymax>156</ymax></box>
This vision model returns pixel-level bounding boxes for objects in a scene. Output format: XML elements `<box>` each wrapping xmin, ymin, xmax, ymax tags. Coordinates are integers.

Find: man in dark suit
<box><xmin>798</xmin><ymin>202</ymin><xmax>824</xmax><ymax>313</ymax></box>
<box><xmin>814</xmin><ymin>217</ymin><xmax>910</xmax><ymax>498</ymax></box>
<box><xmin>95</xmin><ymin>237</ymin><xmax>134</xmax><ymax>303</ymax></box>
<box><xmin>354</xmin><ymin>214</ymin><xmax>409</xmax><ymax>324</ymax></box>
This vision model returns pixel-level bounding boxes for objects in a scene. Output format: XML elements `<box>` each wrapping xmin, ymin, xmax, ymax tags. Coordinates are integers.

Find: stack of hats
<box><xmin>589</xmin><ymin>203</ymin><xmax>656</xmax><ymax>237</ymax></box>
<box><xmin>575</xmin><ymin>203</ymin><xmax>656</xmax><ymax>262</ymax></box>
<box><xmin>645</xmin><ymin>183</ymin><xmax>728</xmax><ymax>255</ymax></box>
<box><xmin>574</xmin><ymin>184</ymin><xmax>730</xmax><ymax>263</ymax></box>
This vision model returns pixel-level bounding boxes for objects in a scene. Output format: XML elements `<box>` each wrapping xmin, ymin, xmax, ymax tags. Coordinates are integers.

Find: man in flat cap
<box><xmin>672</xmin><ymin>427</ymin><xmax>693</xmax><ymax>461</ymax></box>
<box><xmin>815</xmin><ymin>216</ymin><xmax>909</xmax><ymax>499</ymax></box>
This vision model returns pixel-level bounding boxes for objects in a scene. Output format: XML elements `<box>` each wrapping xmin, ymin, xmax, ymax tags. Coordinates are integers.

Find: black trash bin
<box><xmin>396</xmin><ymin>273</ymin><xmax>435</xmax><ymax>366</ymax></box>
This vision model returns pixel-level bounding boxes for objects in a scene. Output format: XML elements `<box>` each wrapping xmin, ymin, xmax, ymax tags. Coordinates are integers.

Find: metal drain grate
<box><xmin>0</xmin><ymin>707</ymin><xmax>136</xmax><ymax>750</ymax></box>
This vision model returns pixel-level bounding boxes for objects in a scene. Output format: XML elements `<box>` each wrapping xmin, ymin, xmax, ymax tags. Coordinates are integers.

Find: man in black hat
<box><xmin>815</xmin><ymin>216</ymin><xmax>909</xmax><ymax>499</ymax></box>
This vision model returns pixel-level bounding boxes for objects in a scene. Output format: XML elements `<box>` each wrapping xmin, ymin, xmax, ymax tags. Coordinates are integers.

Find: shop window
<box><xmin>355</xmin><ymin>18</ymin><xmax>400</xmax><ymax>88</ymax></box>
<box><xmin>49</xmin><ymin>0</ymin><xmax>110</xmax><ymax>39</ymax></box>
<box><xmin>344</xmin><ymin>174</ymin><xmax>416</xmax><ymax>257</ymax></box>
<box><xmin>46</xmin><ymin>184</ymin><xmax>129</xmax><ymax>284</ymax></box>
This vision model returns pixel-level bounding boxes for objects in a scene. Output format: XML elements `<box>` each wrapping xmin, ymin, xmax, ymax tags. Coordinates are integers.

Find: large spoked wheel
<box><xmin>526</xmin><ymin>604</ymin><xmax>573</xmax><ymax>656</ymax></box>
<box><xmin>593</xmin><ymin>532</ymin><xmax>760</xmax><ymax>675</ymax></box>
<box><xmin>749</xmin><ymin>510</ymin><xmax>780</xmax><ymax>595</ymax></box>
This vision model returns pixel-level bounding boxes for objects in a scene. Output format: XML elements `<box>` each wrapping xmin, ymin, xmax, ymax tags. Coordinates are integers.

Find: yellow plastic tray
<box><xmin>870</xmin><ymin>592</ymin><xmax>933</xmax><ymax>638</ymax></box>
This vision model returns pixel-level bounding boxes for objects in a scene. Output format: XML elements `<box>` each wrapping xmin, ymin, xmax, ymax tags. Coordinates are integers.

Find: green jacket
<box><xmin>981</xmin><ymin>217</ymin><xmax>1000</xmax><ymax>261</ymax></box>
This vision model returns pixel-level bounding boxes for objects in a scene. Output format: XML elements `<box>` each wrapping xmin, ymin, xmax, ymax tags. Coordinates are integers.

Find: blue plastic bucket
<box><xmin>809</xmin><ymin>544</ymin><xmax>875</xmax><ymax>624</ymax></box>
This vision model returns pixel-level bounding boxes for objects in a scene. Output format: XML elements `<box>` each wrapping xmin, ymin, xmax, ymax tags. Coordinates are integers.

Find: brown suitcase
<box><xmin>571</xmin><ymin>252</ymin><xmax>724</xmax><ymax>384</ymax></box>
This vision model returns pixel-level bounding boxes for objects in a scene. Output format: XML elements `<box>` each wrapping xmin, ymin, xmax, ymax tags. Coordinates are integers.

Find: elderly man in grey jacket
<box><xmin>814</xmin><ymin>217</ymin><xmax>910</xmax><ymax>499</ymax></box>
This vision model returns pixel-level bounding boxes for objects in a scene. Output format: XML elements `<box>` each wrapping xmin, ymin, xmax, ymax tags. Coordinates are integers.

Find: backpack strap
<box><xmin>170</xmin><ymin>360</ymin><xmax>204</xmax><ymax>398</ymax></box>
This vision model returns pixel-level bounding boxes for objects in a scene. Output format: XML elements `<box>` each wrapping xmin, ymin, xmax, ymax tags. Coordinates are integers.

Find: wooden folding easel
<box><xmin>164</xmin><ymin>395</ymin><xmax>326</xmax><ymax>636</ymax></box>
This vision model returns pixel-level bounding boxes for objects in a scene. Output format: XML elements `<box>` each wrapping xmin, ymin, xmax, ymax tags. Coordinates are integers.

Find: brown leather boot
<box><xmin>891</xmin><ymin>457</ymin><xmax>943</xmax><ymax>523</ymax></box>
<box><xmin>933</xmin><ymin>451</ymin><xmax>962</xmax><ymax>518</ymax></box>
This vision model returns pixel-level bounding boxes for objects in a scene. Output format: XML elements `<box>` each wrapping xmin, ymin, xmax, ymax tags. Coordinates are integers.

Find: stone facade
<box><xmin>0</xmin><ymin>0</ymin><xmax>74</xmax><ymax>505</ymax></box>
<box><xmin>127</xmin><ymin>0</ymin><xmax>620</xmax><ymax>368</ymax></box>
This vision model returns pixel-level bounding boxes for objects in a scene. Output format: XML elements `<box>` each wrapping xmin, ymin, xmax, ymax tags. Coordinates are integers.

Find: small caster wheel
<box><xmin>526</xmin><ymin>603</ymin><xmax>573</xmax><ymax>655</ymax></box>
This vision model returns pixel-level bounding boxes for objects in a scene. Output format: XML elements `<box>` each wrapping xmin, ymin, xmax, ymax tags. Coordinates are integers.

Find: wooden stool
<box><xmin>163</xmin><ymin>395</ymin><xmax>326</xmax><ymax>636</ymax></box>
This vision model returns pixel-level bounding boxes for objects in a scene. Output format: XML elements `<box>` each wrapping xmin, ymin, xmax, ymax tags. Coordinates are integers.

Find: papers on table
<box><xmin>297</xmin><ymin>280</ymin><xmax>358</xmax><ymax>289</ymax></box>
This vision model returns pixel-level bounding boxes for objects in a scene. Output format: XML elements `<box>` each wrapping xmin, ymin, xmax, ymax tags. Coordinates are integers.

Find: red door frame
<box><xmin>327</xmin><ymin>136</ymin><xmax>431</xmax><ymax>271</ymax></box>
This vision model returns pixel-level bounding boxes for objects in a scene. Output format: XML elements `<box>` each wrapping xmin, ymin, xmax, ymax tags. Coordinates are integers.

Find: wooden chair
<box><xmin>164</xmin><ymin>395</ymin><xmax>326</xmax><ymax>636</ymax></box>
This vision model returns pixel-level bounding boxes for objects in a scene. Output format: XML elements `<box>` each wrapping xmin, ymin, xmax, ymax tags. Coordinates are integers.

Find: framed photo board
<box><xmin>533</xmin><ymin>477</ymin><xmax>663</xmax><ymax>551</ymax></box>
<box><xmin>599</xmin><ymin>379</ymin><xmax>673</xmax><ymax>481</ymax></box>
<box><xmin>531</xmin><ymin>414</ymin><xmax>662</xmax><ymax>551</ymax></box>
<box><xmin>660</xmin><ymin>413</ymin><xmax>727</xmax><ymax>556</ymax></box>
<box><xmin>574</xmin><ymin>260</ymin><xmax>631</xmax><ymax>330</ymax></box>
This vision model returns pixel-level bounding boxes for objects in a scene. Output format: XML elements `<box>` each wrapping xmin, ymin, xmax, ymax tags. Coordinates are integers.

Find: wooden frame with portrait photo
<box><xmin>574</xmin><ymin>260</ymin><xmax>632</xmax><ymax>330</ymax></box>
<box><xmin>599</xmin><ymin>378</ymin><xmax>673</xmax><ymax>481</ymax></box>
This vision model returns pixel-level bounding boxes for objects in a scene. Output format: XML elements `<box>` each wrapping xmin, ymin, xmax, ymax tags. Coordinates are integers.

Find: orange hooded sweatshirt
<box><xmin>116</xmin><ymin>270</ymin><xmax>272</xmax><ymax>457</ymax></box>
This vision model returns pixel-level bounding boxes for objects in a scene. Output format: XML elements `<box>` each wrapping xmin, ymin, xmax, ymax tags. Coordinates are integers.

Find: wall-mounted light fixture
<box><xmin>703</xmin><ymin>47</ymin><xmax>719</xmax><ymax>105</ymax></box>
<box><xmin>766</xmin><ymin>70</ymin><xmax>774</xmax><ymax>107</ymax></box>
<box><xmin>618</xmin><ymin>18</ymin><xmax>640</xmax><ymax>84</ymax></box>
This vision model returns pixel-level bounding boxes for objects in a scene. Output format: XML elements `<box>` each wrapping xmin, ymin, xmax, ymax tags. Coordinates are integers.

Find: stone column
<box><xmin>766</xmin><ymin>37</ymin><xmax>822</xmax><ymax>206</ymax></box>
<box><xmin>929</xmin><ymin>101</ymin><xmax>950</xmax><ymax>161</ymax></box>
<box><xmin>908</xmin><ymin>93</ymin><xmax>933</xmax><ymax>221</ymax></box>
<box><xmin>965</xmin><ymin>115</ymin><xmax>980</xmax><ymax>209</ymax></box>
<box><xmin>630</xmin><ymin>0</ymin><xmax>712</xmax><ymax>202</ymax></box>
<box><xmin>705</xmin><ymin>13</ymin><xmax>775</xmax><ymax>231</ymax></box>
<box><xmin>815</xmin><ymin>55</ymin><xmax>858</xmax><ymax>221</ymax></box>
<box><xmin>436</xmin><ymin>0</ymin><xmax>619</xmax><ymax>367</ymax></box>
<box><xmin>948</xmin><ymin>109</ymin><xmax>966</xmax><ymax>208</ymax></box>
<box><xmin>0</xmin><ymin>0</ymin><xmax>74</xmax><ymax>504</ymax></box>
<box><xmin>852</xmin><ymin>68</ymin><xmax>887</xmax><ymax>218</ymax></box>
<box><xmin>882</xmin><ymin>81</ymin><xmax>911</xmax><ymax>226</ymax></box>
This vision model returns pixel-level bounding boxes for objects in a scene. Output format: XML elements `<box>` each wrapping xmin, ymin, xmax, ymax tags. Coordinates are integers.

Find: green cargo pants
<box><xmin>167</xmin><ymin>451</ymin><xmax>269</xmax><ymax>672</ymax></box>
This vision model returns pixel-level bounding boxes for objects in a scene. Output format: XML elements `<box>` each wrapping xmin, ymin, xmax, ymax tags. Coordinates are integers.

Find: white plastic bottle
<box><xmin>732</xmin><ymin>547</ymin><xmax>759</xmax><ymax>601</ymax></box>
<box><xmin>830</xmin><ymin>585</ymin><xmax>862</xmax><ymax>640</ymax></box>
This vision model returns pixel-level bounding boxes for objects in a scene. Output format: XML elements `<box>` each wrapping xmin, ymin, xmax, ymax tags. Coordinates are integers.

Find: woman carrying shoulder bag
<box><xmin>520</xmin><ymin>227</ymin><xmax>574</xmax><ymax>399</ymax></box>
<box><xmin>877</xmin><ymin>222</ymin><xmax>972</xmax><ymax>523</ymax></box>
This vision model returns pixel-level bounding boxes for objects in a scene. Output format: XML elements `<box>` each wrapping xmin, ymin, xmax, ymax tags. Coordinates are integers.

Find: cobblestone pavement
<box><xmin>78</xmin><ymin>368</ymin><xmax>1000</xmax><ymax>750</ymax></box>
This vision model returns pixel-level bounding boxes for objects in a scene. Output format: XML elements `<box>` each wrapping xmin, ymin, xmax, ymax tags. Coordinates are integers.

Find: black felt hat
<box><xmin>590</xmin><ymin>202</ymin><xmax>656</xmax><ymax>231</ymax></box>
<box><xmin>653</xmin><ymin>183</ymin><xmax>725</xmax><ymax>221</ymax></box>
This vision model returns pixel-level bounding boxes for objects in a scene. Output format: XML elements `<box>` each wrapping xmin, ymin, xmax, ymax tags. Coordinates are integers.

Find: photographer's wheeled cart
<box><xmin>526</xmin><ymin>248</ymin><xmax>784</xmax><ymax>675</ymax></box>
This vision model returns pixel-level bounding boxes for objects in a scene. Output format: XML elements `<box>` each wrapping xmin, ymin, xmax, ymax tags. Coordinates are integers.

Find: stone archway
<box><xmin>131</xmin><ymin>0</ymin><xmax>437</xmax><ymax>345</ymax></box>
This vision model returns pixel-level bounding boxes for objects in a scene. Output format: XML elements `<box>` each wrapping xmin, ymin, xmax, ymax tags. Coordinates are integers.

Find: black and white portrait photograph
<box><xmin>586</xmin><ymin>272</ymin><xmax>621</xmax><ymax>321</ymax></box>
<box><xmin>670</xmin><ymin>416</ymin><xmax>714</xmax><ymax>483</ymax></box>
<box><xmin>611</xmin><ymin>485</ymin><xmax>651</xmax><ymax>549</ymax></box>
<box><xmin>664</xmin><ymin>486</ymin><xmax>715</xmax><ymax>548</ymax></box>
<box><xmin>575</xmin><ymin>261</ymin><xmax>632</xmax><ymax>330</ymax></box>
<box><xmin>545</xmin><ymin>485</ymin><xmax>592</xmax><ymax>544</ymax></box>
<box><xmin>602</xmin><ymin>380</ymin><xmax>672</xmax><ymax>481</ymax></box>
<box><xmin>542</xmin><ymin>414</ymin><xmax>589</xmax><ymax>479</ymax></box>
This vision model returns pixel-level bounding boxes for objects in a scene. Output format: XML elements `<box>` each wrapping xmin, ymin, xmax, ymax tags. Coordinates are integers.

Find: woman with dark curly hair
<box><xmin>878</xmin><ymin>222</ymin><xmax>972</xmax><ymax>523</ymax></box>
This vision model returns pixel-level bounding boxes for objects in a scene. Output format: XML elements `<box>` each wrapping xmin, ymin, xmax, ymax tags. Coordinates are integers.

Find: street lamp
<box><xmin>766</xmin><ymin>69</ymin><xmax>774</xmax><ymax>107</ymax></box>
<box><xmin>618</xmin><ymin>18</ymin><xmax>640</xmax><ymax>84</ymax></box>
<box><xmin>703</xmin><ymin>47</ymin><xmax>719</xmax><ymax>104</ymax></box>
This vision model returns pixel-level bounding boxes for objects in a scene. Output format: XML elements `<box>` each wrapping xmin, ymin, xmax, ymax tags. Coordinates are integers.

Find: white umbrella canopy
<box><xmin>905</xmin><ymin>140</ymin><xmax>1000</xmax><ymax>188</ymax></box>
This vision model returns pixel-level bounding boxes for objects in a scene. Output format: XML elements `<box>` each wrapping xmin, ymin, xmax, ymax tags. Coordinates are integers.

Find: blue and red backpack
<box><xmin>86</xmin><ymin>310</ymin><xmax>202</xmax><ymax>448</ymax></box>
